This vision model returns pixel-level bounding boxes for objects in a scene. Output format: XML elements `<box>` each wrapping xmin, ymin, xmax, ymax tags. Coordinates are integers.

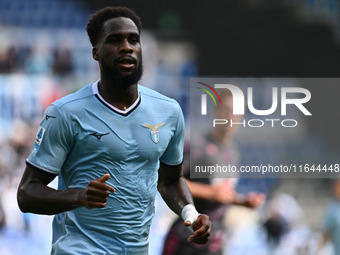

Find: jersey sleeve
<box><xmin>26</xmin><ymin>104</ymin><xmax>72</xmax><ymax>175</ymax></box>
<box><xmin>160</xmin><ymin>104</ymin><xmax>185</xmax><ymax>166</ymax></box>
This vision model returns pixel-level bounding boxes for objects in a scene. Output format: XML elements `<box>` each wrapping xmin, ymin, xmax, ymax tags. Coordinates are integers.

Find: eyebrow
<box><xmin>106</xmin><ymin>31</ymin><xmax>140</xmax><ymax>38</ymax></box>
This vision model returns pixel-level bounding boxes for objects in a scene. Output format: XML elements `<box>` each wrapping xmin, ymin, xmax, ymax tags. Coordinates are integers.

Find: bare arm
<box><xmin>157</xmin><ymin>163</ymin><xmax>193</xmax><ymax>215</ymax></box>
<box><xmin>157</xmin><ymin>162</ymin><xmax>211</xmax><ymax>244</ymax></box>
<box><xmin>185</xmin><ymin>178</ymin><xmax>235</xmax><ymax>204</ymax></box>
<box><xmin>185</xmin><ymin>178</ymin><xmax>265</xmax><ymax>208</ymax></box>
<box><xmin>232</xmin><ymin>192</ymin><xmax>266</xmax><ymax>208</ymax></box>
<box><xmin>17</xmin><ymin>165</ymin><xmax>115</xmax><ymax>215</ymax></box>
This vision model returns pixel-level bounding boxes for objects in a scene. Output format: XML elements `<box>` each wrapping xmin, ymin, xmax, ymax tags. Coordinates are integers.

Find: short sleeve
<box><xmin>26</xmin><ymin>104</ymin><xmax>71</xmax><ymax>175</ymax></box>
<box><xmin>160</xmin><ymin>104</ymin><xmax>185</xmax><ymax>166</ymax></box>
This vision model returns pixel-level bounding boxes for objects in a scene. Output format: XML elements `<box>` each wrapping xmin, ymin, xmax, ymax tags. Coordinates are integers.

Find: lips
<box><xmin>117</xmin><ymin>56</ymin><xmax>136</xmax><ymax>69</ymax></box>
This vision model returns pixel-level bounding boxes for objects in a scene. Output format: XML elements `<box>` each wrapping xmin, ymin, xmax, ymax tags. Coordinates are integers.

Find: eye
<box><xmin>106</xmin><ymin>37</ymin><xmax>119</xmax><ymax>44</ymax></box>
<box><xmin>108</xmin><ymin>39</ymin><xmax>118</xmax><ymax>44</ymax></box>
<box><xmin>129</xmin><ymin>37</ymin><xmax>140</xmax><ymax>44</ymax></box>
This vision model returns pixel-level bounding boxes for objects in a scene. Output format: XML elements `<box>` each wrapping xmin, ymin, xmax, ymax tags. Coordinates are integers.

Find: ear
<box><xmin>92</xmin><ymin>47</ymin><xmax>99</xmax><ymax>61</ymax></box>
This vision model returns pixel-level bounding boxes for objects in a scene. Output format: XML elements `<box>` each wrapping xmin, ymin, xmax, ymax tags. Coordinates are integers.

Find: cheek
<box><xmin>135</xmin><ymin>47</ymin><xmax>142</xmax><ymax>59</ymax></box>
<box><xmin>101</xmin><ymin>45</ymin><xmax>117</xmax><ymax>57</ymax></box>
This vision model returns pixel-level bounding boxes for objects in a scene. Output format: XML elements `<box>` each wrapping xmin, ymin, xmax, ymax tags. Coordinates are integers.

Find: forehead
<box><xmin>102</xmin><ymin>17</ymin><xmax>139</xmax><ymax>36</ymax></box>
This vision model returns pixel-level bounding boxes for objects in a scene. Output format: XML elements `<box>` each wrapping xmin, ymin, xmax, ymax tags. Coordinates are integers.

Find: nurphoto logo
<box><xmin>195</xmin><ymin>81</ymin><xmax>312</xmax><ymax>128</ymax></box>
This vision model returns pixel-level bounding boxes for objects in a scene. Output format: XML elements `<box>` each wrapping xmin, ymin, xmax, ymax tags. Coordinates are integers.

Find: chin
<box><xmin>104</xmin><ymin>62</ymin><xmax>143</xmax><ymax>86</ymax></box>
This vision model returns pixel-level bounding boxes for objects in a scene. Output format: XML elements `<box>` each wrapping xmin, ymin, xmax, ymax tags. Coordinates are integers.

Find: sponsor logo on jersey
<box><xmin>45</xmin><ymin>114</ymin><xmax>56</xmax><ymax>120</ymax></box>
<box><xmin>34</xmin><ymin>126</ymin><xmax>45</xmax><ymax>150</ymax></box>
<box><xmin>90</xmin><ymin>132</ymin><xmax>110</xmax><ymax>141</ymax></box>
<box><xmin>141</xmin><ymin>123</ymin><xmax>165</xmax><ymax>143</ymax></box>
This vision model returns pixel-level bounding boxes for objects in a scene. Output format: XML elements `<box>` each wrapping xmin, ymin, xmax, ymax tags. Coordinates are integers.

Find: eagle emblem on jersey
<box><xmin>141</xmin><ymin>123</ymin><xmax>165</xmax><ymax>143</ymax></box>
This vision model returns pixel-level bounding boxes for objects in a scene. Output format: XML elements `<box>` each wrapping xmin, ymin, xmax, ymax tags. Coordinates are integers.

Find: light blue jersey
<box><xmin>26</xmin><ymin>81</ymin><xmax>185</xmax><ymax>255</ymax></box>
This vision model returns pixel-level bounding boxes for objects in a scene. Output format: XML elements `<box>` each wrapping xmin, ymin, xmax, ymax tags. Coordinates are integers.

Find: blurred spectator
<box><xmin>0</xmin><ymin>199</ymin><xmax>4</xmax><ymax>230</ymax></box>
<box><xmin>0</xmin><ymin>164</ymin><xmax>5</xmax><ymax>231</ymax></box>
<box><xmin>25</xmin><ymin>46</ymin><xmax>51</xmax><ymax>74</ymax></box>
<box><xmin>263</xmin><ymin>193</ymin><xmax>310</xmax><ymax>255</ymax></box>
<box><xmin>263</xmin><ymin>208</ymin><xmax>289</xmax><ymax>248</ymax></box>
<box><xmin>0</xmin><ymin>119</ymin><xmax>53</xmax><ymax>255</ymax></box>
<box><xmin>0</xmin><ymin>44</ymin><xmax>19</xmax><ymax>73</ymax></box>
<box><xmin>318</xmin><ymin>179</ymin><xmax>340</xmax><ymax>255</ymax></box>
<box><xmin>52</xmin><ymin>47</ymin><xmax>74</xmax><ymax>76</ymax></box>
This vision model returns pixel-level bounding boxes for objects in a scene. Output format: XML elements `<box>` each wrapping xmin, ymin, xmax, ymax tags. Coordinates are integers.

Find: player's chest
<box><xmin>71</xmin><ymin>114</ymin><xmax>174</xmax><ymax>159</ymax></box>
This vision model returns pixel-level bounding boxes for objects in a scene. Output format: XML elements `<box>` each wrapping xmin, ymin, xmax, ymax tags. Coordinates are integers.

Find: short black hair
<box><xmin>86</xmin><ymin>6</ymin><xmax>142</xmax><ymax>47</ymax></box>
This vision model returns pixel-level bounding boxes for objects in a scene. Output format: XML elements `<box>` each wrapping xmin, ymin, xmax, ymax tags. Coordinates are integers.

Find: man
<box><xmin>162</xmin><ymin>89</ymin><xmax>264</xmax><ymax>255</ymax></box>
<box><xmin>17</xmin><ymin>6</ymin><xmax>211</xmax><ymax>255</ymax></box>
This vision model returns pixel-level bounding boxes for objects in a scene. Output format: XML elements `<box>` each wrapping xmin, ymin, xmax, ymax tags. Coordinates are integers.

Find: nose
<box><xmin>120</xmin><ymin>39</ymin><xmax>133</xmax><ymax>53</ymax></box>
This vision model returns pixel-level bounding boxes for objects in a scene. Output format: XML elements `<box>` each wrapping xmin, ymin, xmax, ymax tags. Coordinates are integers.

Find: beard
<box><xmin>102</xmin><ymin>58</ymin><xmax>144</xmax><ymax>87</ymax></box>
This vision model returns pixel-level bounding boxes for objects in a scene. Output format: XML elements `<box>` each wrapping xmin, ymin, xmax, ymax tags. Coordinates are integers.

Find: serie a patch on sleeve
<box><xmin>34</xmin><ymin>126</ymin><xmax>45</xmax><ymax>150</ymax></box>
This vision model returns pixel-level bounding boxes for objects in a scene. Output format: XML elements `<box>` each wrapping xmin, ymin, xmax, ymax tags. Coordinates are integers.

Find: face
<box><xmin>93</xmin><ymin>17</ymin><xmax>143</xmax><ymax>86</ymax></box>
<box><xmin>214</xmin><ymin>94</ymin><xmax>241</xmax><ymax>137</ymax></box>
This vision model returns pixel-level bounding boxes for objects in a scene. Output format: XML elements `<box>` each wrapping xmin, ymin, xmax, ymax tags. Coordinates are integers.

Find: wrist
<box><xmin>181</xmin><ymin>204</ymin><xmax>200</xmax><ymax>223</ymax></box>
<box><xmin>73</xmin><ymin>188</ymin><xmax>88</xmax><ymax>207</ymax></box>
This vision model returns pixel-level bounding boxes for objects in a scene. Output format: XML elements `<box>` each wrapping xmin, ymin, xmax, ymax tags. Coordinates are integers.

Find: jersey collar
<box><xmin>92</xmin><ymin>80</ymin><xmax>141</xmax><ymax>116</ymax></box>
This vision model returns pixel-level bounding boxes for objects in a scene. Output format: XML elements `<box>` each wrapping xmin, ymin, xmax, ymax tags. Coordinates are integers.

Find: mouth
<box><xmin>117</xmin><ymin>56</ymin><xmax>136</xmax><ymax>70</ymax></box>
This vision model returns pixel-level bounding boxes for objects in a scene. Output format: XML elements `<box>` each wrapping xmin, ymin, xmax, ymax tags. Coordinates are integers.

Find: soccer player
<box><xmin>162</xmin><ymin>89</ymin><xmax>265</xmax><ymax>255</ymax></box>
<box><xmin>17</xmin><ymin>6</ymin><xmax>211</xmax><ymax>255</ymax></box>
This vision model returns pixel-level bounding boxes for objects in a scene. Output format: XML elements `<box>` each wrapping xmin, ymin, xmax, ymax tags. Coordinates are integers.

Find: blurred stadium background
<box><xmin>0</xmin><ymin>0</ymin><xmax>340</xmax><ymax>254</ymax></box>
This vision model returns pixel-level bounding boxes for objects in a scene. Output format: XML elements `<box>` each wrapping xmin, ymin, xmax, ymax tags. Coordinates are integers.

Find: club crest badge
<box><xmin>141</xmin><ymin>123</ymin><xmax>165</xmax><ymax>143</ymax></box>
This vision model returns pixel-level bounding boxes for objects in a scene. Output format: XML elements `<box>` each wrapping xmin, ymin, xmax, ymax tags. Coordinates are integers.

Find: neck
<box><xmin>98</xmin><ymin>77</ymin><xmax>139</xmax><ymax>111</ymax></box>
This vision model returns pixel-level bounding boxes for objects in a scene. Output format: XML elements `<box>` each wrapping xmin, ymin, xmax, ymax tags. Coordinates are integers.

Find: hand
<box><xmin>243</xmin><ymin>192</ymin><xmax>266</xmax><ymax>208</ymax></box>
<box><xmin>81</xmin><ymin>173</ymin><xmax>115</xmax><ymax>209</ymax></box>
<box><xmin>184</xmin><ymin>214</ymin><xmax>211</xmax><ymax>244</ymax></box>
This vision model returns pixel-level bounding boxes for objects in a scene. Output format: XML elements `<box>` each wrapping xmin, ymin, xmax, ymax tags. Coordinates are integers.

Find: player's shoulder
<box><xmin>138</xmin><ymin>84</ymin><xmax>180</xmax><ymax>108</ymax></box>
<box><xmin>52</xmin><ymin>84</ymin><xmax>93</xmax><ymax>110</ymax></box>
